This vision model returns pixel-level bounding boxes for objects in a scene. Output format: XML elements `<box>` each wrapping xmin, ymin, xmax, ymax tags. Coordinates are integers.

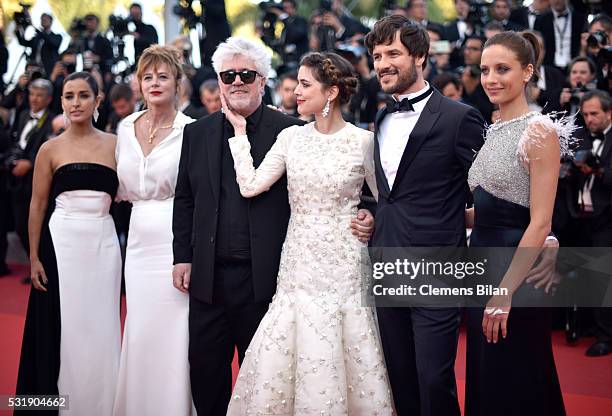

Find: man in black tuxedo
<box><xmin>129</xmin><ymin>3</ymin><xmax>158</xmax><ymax>64</ymax></box>
<box><xmin>15</xmin><ymin>13</ymin><xmax>62</xmax><ymax>77</ymax></box>
<box><xmin>172</xmin><ymin>36</ymin><xmax>375</xmax><ymax>415</ymax></box>
<box><xmin>574</xmin><ymin>90</ymin><xmax>612</xmax><ymax>356</ymax></box>
<box><xmin>489</xmin><ymin>0</ymin><xmax>524</xmax><ymax>31</ymax></box>
<box><xmin>509</xmin><ymin>0</ymin><xmax>550</xmax><ymax>31</ymax></box>
<box><xmin>8</xmin><ymin>78</ymin><xmax>54</xmax><ymax>260</ymax></box>
<box><xmin>365</xmin><ymin>16</ymin><xmax>485</xmax><ymax>416</ymax></box>
<box><xmin>533</xmin><ymin>0</ymin><xmax>587</xmax><ymax>72</ymax></box>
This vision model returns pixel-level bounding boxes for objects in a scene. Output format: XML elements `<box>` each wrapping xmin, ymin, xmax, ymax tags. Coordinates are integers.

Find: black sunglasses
<box><xmin>219</xmin><ymin>69</ymin><xmax>259</xmax><ymax>85</ymax></box>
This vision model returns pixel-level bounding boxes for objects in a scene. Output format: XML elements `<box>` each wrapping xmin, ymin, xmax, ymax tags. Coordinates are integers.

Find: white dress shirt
<box><xmin>378</xmin><ymin>82</ymin><xmax>433</xmax><ymax>189</ymax></box>
<box><xmin>18</xmin><ymin>109</ymin><xmax>45</xmax><ymax>150</ymax></box>
<box><xmin>553</xmin><ymin>9</ymin><xmax>572</xmax><ymax>68</ymax></box>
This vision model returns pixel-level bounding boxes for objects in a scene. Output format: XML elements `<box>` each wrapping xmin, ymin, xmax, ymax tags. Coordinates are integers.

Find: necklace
<box><xmin>145</xmin><ymin>112</ymin><xmax>176</xmax><ymax>144</ymax></box>
<box><xmin>488</xmin><ymin>111</ymin><xmax>539</xmax><ymax>132</ymax></box>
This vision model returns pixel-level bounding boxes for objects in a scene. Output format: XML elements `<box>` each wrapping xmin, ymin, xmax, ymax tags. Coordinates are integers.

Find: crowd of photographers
<box><xmin>0</xmin><ymin>0</ymin><xmax>611</xmax><ymax>354</ymax></box>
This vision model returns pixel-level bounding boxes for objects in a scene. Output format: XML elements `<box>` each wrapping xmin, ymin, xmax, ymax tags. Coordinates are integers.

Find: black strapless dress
<box><xmin>465</xmin><ymin>186</ymin><xmax>566</xmax><ymax>416</ymax></box>
<box><xmin>16</xmin><ymin>163</ymin><xmax>121</xmax><ymax>416</ymax></box>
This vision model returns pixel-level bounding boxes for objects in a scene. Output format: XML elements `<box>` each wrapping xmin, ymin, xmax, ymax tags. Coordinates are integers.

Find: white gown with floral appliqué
<box><xmin>226</xmin><ymin>122</ymin><xmax>394</xmax><ymax>415</ymax></box>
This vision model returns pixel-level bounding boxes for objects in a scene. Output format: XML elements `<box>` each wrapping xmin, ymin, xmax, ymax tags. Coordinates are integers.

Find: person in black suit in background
<box><xmin>15</xmin><ymin>13</ymin><xmax>62</xmax><ymax>78</ymax></box>
<box><xmin>82</xmin><ymin>14</ymin><xmax>113</xmax><ymax>77</ymax></box>
<box><xmin>445</xmin><ymin>0</ymin><xmax>474</xmax><ymax>68</ymax></box>
<box><xmin>365</xmin><ymin>16</ymin><xmax>485</xmax><ymax>416</ymax></box>
<box><xmin>461</xmin><ymin>35</ymin><xmax>495</xmax><ymax>122</ymax></box>
<box><xmin>510</xmin><ymin>0</ymin><xmax>551</xmax><ymax>31</ymax></box>
<box><xmin>129</xmin><ymin>3</ymin><xmax>158</xmax><ymax>64</ymax></box>
<box><xmin>530</xmin><ymin>30</ymin><xmax>566</xmax><ymax>113</ymax></box>
<box><xmin>263</xmin><ymin>0</ymin><xmax>309</xmax><ymax>71</ymax></box>
<box><xmin>574</xmin><ymin>90</ymin><xmax>612</xmax><ymax>357</ymax></box>
<box><xmin>171</xmin><ymin>37</ymin><xmax>374</xmax><ymax>415</ymax></box>
<box><xmin>534</xmin><ymin>0</ymin><xmax>587</xmax><ymax>72</ymax></box>
<box><xmin>8</xmin><ymin>78</ymin><xmax>54</xmax><ymax>262</ymax></box>
<box><xmin>490</xmin><ymin>0</ymin><xmax>524</xmax><ymax>31</ymax></box>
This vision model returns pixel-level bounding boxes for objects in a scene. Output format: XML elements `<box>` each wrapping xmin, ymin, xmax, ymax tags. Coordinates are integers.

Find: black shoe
<box><xmin>21</xmin><ymin>275</ymin><xmax>31</xmax><ymax>285</ymax></box>
<box><xmin>585</xmin><ymin>341</ymin><xmax>611</xmax><ymax>357</ymax></box>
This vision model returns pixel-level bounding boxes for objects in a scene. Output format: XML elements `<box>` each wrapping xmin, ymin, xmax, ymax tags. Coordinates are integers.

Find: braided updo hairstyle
<box><xmin>299</xmin><ymin>52</ymin><xmax>358</xmax><ymax>105</ymax></box>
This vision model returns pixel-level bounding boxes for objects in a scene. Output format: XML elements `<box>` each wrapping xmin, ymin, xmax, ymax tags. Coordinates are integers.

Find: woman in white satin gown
<box><xmin>113</xmin><ymin>45</ymin><xmax>196</xmax><ymax>415</ymax></box>
<box><xmin>17</xmin><ymin>72</ymin><xmax>121</xmax><ymax>415</ymax></box>
<box><xmin>224</xmin><ymin>52</ymin><xmax>394</xmax><ymax>415</ymax></box>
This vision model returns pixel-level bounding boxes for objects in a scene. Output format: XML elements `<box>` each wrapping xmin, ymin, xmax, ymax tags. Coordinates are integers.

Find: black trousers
<box><xmin>377</xmin><ymin>306</ymin><xmax>462</xmax><ymax>416</ymax></box>
<box><xmin>588</xmin><ymin>217</ymin><xmax>612</xmax><ymax>343</ymax></box>
<box><xmin>11</xmin><ymin>190</ymin><xmax>30</xmax><ymax>257</ymax></box>
<box><xmin>0</xmin><ymin>188</ymin><xmax>11</xmax><ymax>271</ymax></box>
<box><xmin>188</xmin><ymin>258</ymin><xmax>269</xmax><ymax>416</ymax></box>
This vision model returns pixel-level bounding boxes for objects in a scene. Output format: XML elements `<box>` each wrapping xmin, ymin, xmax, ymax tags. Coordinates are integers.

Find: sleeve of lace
<box><xmin>363</xmin><ymin>131</ymin><xmax>378</xmax><ymax>202</ymax></box>
<box><xmin>516</xmin><ymin>112</ymin><xmax>578</xmax><ymax>165</ymax></box>
<box><xmin>228</xmin><ymin>126</ymin><xmax>291</xmax><ymax>198</ymax></box>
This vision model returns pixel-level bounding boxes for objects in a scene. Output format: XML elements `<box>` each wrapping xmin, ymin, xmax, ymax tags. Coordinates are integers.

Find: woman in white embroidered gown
<box><xmin>224</xmin><ymin>52</ymin><xmax>394</xmax><ymax>415</ymax></box>
<box><xmin>113</xmin><ymin>46</ymin><xmax>196</xmax><ymax>415</ymax></box>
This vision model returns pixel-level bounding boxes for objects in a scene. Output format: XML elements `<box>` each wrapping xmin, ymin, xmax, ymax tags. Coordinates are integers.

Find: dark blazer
<box><xmin>16</xmin><ymin>29</ymin><xmax>62</xmax><ymax>77</ymax></box>
<box><xmin>536</xmin><ymin>65</ymin><xmax>566</xmax><ymax>113</ymax></box>
<box><xmin>133</xmin><ymin>22</ymin><xmax>158</xmax><ymax>63</ymax></box>
<box><xmin>509</xmin><ymin>6</ymin><xmax>531</xmax><ymax>30</ymax></box>
<box><xmin>9</xmin><ymin>109</ymin><xmax>54</xmax><ymax>194</ymax></box>
<box><xmin>575</xmin><ymin>127</ymin><xmax>612</xmax><ymax>218</ymax></box>
<box><xmin>173</xmin><ymin>106</ymin><xmax>305</xmax><ymax>304</ymax></box>
<box><xmin>83</xmin><ymin>34</ymin><xmax>114</xmax><ymax>74</ymax></box>
<box><xmin>371</xmin><ymin>89</ymin><xmax>485</xmax><ymax>247</ymax></box>
<box><xmin>534</xmin><ymin>10</ymin><xmax>587</xmax><ymax>68</ymax></box>
<box><xmin>182</xmin><ymin>103</ymin><xmax>207</xmax><ymax>121</ymax></box>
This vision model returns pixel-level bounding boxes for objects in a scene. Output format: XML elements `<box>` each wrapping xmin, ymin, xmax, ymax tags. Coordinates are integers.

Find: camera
<box><xmin>173</xmin><ymin>0</ymin><xmax>199</xmax><ymax>30</ymax></box>
<box><xmin>569</xmin><ymin>82</ymin><xmax>593</xmax><ymax>105</ymax></box>
<box><xmin>587</xmin><ymin>31</ymin><xmax>609</xmax><ymax>49</ymax></box>
<box><xmin>319</xmin><ymin>0</ymin><xmax>333</xmax><ymax>12</ymax></box>
<box><xmin>13</xmin><ymin>3</ymin><xmax>32</xmax><ymax>29</ymax></box>
<box><xmin>109</xmin><ymin>15</ymin><xmax>132</xmax><ymax>38</ymax></box>
<box><xmin>467</xmin><ymin>0</ymin><xmax>489</xmax><ymax>35</ymax></box>
<box><xmin>70</xmin><ymin>17</ymin><xmax>87</xmax><ymax>37</ymax></box>
<box><xmin>574</xmin><ymin>149</ymin><xmax>601</xmax><ymax>171</ymax></box>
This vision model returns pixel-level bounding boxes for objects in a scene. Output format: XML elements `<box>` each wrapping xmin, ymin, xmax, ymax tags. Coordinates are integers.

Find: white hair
<box><xmin>211</xmin><ymin>37</ymin><xmax>272</xmax><ymax>79</ymax></box>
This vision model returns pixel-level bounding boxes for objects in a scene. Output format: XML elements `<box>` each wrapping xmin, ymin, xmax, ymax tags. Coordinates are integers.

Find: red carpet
<box><xmin>1</xmin><ymin>264</ymin><xmax>611</xmax><ymax>415</ymax></box>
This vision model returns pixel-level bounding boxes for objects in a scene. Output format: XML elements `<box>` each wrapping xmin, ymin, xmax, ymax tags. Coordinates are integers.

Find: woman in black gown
<box><xmin>465</xmin><ymin>31</ymin><xmax>574</xmax><ymax>415</ymax></box>
<box><xmin>16</xmin><ymin>72</ymin><xmax>121</xmax><ymax>415</ymax></box>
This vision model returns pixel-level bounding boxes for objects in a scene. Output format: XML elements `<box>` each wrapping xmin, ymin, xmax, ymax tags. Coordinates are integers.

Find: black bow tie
<box><xmin>29</xmin><ymin>114</ymin><xmax>40</xmax><ymax>121</ymax></box>
<box><xmin>386</xmin><ymin>87</ymin><xmax>433</xmax><ymax>114</ymax></box>
<box><xmin>592</xmin><ymin>133</ymin><xmax>605</xmax><ymax>142</ymax></box>
<box><xmin>556</xmin><ymin>10</ymin><xmax>569</xmax><ymax>18</ymax></box>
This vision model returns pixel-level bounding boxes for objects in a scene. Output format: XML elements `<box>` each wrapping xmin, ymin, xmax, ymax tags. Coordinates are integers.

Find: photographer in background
<box><xmin>48</xmin><ymin>48</ymin><xmax>78</xmax><ymax>114</ymax></box>
<box><xmin>82</xmin><ymin>14</ymin><xmax>113</xmax><ymax>77</ymax></box>
<box><xmin>310</xmin><ymin>0</ymin><xmax>368</xmax><ymax>52</ymax></box>
<box><xmin>560</xmin><ymin>56</ymin><xmax>597</xmax><ymax>127</ymax></box>
<box><xmin>459</xmin><ymin>34</ymin><xmax>493</xmax><ymax>122</ymax></box>
<box><xmin>573</xmin><ymin>90</ymin><xmax>612</xmax><ymax>357</ymax></box>
<box><xmin>580</xmin><ymin>14</ymin><xmax>611</xmax><ymax>92</ymax></box>
<box><xmin>260</xmin><ymin>0</ymin><xmax>308</xmax><ymax>74</ymax></box>
<box><xmin>5</xmin><ymin>79</ymin><xmax>54</xmax><ymax>283</ymax></box>
<box><xmin>129</xmin><ymin>3</ymin><xmax>158</xmax><ymax>63</ymax></box>
<box><xmin>15</xmin><ymin>13</ymin><xmax>62</xmax><ymax>78</ymax></box>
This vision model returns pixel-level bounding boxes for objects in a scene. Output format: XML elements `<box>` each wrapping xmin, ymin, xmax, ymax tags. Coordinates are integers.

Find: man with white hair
<box><xmin>172</xmin><ymin>36</ymin><xmax>375</xmax><ymax>415</ymax></box>
<box><xmin>171</xmin><ymin>37</ymin><xmax>303</xmax><ymax>415</ymax></box>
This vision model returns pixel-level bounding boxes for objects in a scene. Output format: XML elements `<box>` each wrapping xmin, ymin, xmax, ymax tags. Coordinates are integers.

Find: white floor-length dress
<box><xmin>112</xmin><ymin>110</ymin><xmax>196</xmax><ymax>416</ymax></box>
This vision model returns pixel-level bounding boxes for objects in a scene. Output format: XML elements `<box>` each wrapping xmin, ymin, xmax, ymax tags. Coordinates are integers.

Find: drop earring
<box><xmin>322</xmin><ymin>98</ymin><xmax>331</xmax><ymax>118</ymax></box>
<box><xmin>93</xmin><ymin>107</ymin><xmax>99</xmax><ymax>122</ymax></box>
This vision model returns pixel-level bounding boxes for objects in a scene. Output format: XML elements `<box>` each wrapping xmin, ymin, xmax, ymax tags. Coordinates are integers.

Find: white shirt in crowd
<box><xmin>553</xmin><ymin>8</ymin><xmax>572</xmax><ymax>68</ymax></box>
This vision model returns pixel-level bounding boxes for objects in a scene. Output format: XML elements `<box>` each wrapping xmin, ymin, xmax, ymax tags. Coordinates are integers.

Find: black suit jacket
<box><xmin>575</xmin><ymin>127</ymin><xmax>612</xmax><ymax>218</ymax></box>
<box><xmin>536</xmin><ymin>65</ymin><xmax>566</xmax><ymax>113</ymax></box>
<box><xmin>84</xmin><ymin>34</ymin><xmax>114</xmax><ymax>74</ymax></box>
<box><xmin>371</xmin><ymin>89</ymin><xmax>485</xmax><ymax>247</ymax></box>
<box><xmin>534</xmin><ymin>11</ymin><xmax>587</xmax><ymax>68</ymax></box>
<box><xmin>133</xmin><ymin>22</ymin><xmax>158</xmax><ymax>63</ymax></box>
<box><xmin>509</xmin><ymin>6</ymin><xmax>531</xmax><ymax>30</ymax></box>
<box><xmin>16</xmin><ymin>29</ymin><xmax>62</xmax><ymax>77</ymax></box>
<box><xmin>9</xmin><ymin>109</ymin><xmax>54</xmax><ymax>194</ymax></box>
<box><xmin>173</xmin><ymin>106</ymin><xmax>305</xmax><ymax>303</ymax></box>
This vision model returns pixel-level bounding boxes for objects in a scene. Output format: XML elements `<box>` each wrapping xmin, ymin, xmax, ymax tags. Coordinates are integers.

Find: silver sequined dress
<box><xmin>468</xmin><ymin>111</ymin><xmax>575</xmax><ymax>205</ymax></box>
<box><xmin>225</xmin><ymin>122</ymin><xmax>394</xmax><ymax>415</ymax></box>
